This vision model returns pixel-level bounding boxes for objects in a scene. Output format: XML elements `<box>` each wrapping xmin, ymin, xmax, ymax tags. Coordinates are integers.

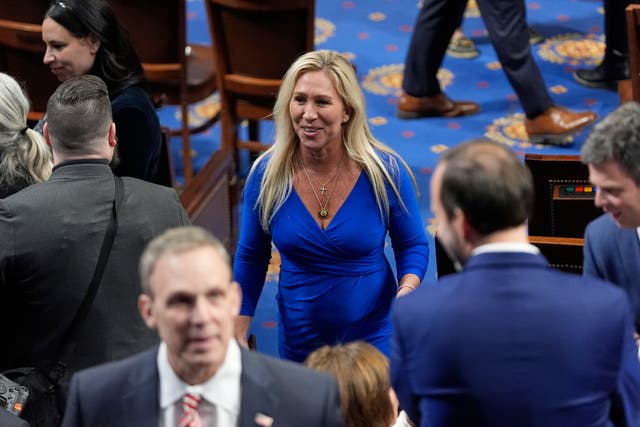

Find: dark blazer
<box><xmin>62</xmin><ymin>345</ymin><xmax>345</xmax><ymax>427</ymax></box>
<box><xmin>111</xmin><ymin>84</ymin><xmax>162</xmax><ymax>182</ymax></box>
<box><xmin>584</xmin><ymin>213</ymin><xmax>640</xmax><ymax>331</ymax></box>
<box><xmin>0</xmin><ymin>161</ymin><xmax>190</xmax><ymax>387</ymax></box>
<box><xmin>0</xmin><ymin>409</ymin><xmax>30</xmax><ymax>427</ymax></box>
<box><xmin>391</xmin><ymin>251</ymin><xmax>640</xmax><ymax>427</ymax></box>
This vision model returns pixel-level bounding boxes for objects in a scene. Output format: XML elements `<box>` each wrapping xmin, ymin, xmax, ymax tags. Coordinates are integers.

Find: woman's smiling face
<box><xmin>289</xmin><ymin>70</ymin><xmax>350</xmax><ymax>152</ymax></box>
<box><xmin>42</xmin><ymin>17</ymin><xmax>99</xmax><ymax>82</ymax></box>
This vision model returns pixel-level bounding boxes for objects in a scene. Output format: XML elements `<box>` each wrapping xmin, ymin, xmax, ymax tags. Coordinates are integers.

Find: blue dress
<box><xmin>234</xmin><ymin>153</ymin><xmax>429</xmax><ymax>362</ymax></box>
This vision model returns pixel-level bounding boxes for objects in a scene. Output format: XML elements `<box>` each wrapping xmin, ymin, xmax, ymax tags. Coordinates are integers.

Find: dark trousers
<box><xmin>605</xmin><ymin>0</ymin><xmax>639</xmax><ymax>60</ymax></box>
<box><xmin>403</xmin><ymin>0</ymin><xmax>553</xmax><ymax>117</ymax></box>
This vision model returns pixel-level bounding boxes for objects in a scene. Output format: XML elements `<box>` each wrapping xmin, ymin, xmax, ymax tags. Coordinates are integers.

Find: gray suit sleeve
<box><xmin>323</xmin><ymin>375</ymin><xmax>346</xmax><ymax>427</ymax></box>
<box><xmin>61</xmin><ymin>373</ymin><xmax>82</xmax><ymax>427</ymax></box>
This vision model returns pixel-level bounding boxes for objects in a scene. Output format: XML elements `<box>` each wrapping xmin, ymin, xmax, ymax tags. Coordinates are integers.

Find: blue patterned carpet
<box><xmin>158</xmin><ymin>0</ymin><xmax>617</xmax><ymax>357</ymax></box>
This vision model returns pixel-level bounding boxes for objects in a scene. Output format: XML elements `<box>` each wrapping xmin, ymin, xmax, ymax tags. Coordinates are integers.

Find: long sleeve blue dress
<box><xmin>234</xmin><ymin>153</ymin><xmax>429</xmax><ymax>362</ymax></box>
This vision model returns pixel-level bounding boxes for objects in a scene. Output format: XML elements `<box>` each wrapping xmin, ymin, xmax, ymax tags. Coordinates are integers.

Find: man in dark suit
<box><xmin>399</xmin><ymin>0</ymin><xmax>597</xmax><ymax>146</ymax></box>
<box><xmin>582</xmin><ymin>102</ymin><xmax>640</xmax><ymax>332</ymax></box>
<box><xmin>62</xmin><ymin>226</ymin><xmax>344</xmax><ymax>427</ymax></box>
<box><xmin>391</xmin><ymin>140</ymin><xmax>640</xmax><ymax>426</ymax></box>
<box><xmin>0</xmin><ymin>75</ymin><xmax>190</xmax><ymax>397</ymax></box>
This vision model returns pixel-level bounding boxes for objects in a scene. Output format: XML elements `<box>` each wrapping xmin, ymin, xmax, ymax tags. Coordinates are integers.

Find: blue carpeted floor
<box><xmin>157</xmin><ymin>0</ymin><xmax>617</xmax><ymax>357</ymax></box>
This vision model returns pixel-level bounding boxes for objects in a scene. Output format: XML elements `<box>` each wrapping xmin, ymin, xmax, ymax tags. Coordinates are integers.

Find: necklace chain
<box><xmin>306</xmin><ymin>161</ymin><xmax>343</xmax><ymax>195</ymax></box>
<box><xmin>301</xmin><ymin>155</ymin><xmax>345</xmax><ymax>221</ymax></box>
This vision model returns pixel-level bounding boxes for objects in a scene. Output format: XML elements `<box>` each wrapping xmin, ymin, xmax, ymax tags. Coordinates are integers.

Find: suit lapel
<box><xmin>237</xmin><ymin>348</ymin><xmax>279</xmax><ymax>427</ymax></box>
<box><xmin>118</xmin><ymin>348</ymin><xmax>160</xmax><ymax>426</ymax></box>
<box><xmin>616</xmin><ymin>228</ymin><xmax>640</xmax><ymax>286</ymax></box>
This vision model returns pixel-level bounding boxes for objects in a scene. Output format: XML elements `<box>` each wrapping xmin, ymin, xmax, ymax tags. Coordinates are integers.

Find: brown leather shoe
<box><xmin>397</xmin><ymin>92</ymin><xmax>480</xmax><ymax>119</ymax></box>
<box><xmin>524</xmin><ymin>105</ymin><xmax>597</xmax><ymax>146</ymax></box>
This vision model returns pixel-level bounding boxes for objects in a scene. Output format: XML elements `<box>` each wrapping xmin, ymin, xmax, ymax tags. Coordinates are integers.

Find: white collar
<box><xmin>157</xmin><ymin>339</ymin><xmax>242</xmax><ymax>415</ymax></box>
<box><xmin>472</xmin><ymin>242</ymin><xmax>540</xmax><ymax>256</ymax></box>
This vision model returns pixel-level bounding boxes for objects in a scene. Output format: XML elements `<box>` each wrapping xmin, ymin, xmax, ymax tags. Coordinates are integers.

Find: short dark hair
<box><xmin>46</xmin><ymin>74</ymin><xmax>112</xmax><ymax>151</ymax></box>
<box><xmin>45</xmin><ymin>0</ymin><xmax>143</xmax><ymax>95</ymax></box>
<box><xmin>581</xmin><ymin>102</ymin><xmax>640</xmax><ymax>185</ymax></box>
<box><xmin>139</xmin><ymin>226</ymin><xmax>231</xmax><ymax>296</ymax></box>
<box><xmin>439</xmin><ymin>139</ymin><xmax>533</xmax><ymax>235</ymax></box>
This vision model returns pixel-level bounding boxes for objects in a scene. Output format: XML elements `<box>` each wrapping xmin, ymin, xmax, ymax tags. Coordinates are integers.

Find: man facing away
<box><xmin>391</xmin><ymin>140</ymin><xmax>640</xmax><ymax>426</ymax></box>
<box><xmin>62</xmin><ymin>226</ymin><xmax>345</xmax><ymax>427</ymax></box>
<box><xmin>0</xmin><ymin>75</ymin><xmax>190</xmax><ymax>397</ymax></box>
<box><xmin>582</xmin><ymin>101</ymin><xmax>640</xmax><ymax>333</ymax></box>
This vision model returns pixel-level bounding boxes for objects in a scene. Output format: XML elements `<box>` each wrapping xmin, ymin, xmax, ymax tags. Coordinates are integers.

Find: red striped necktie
<box><xmin>178</xmin><ymin>393</ymin><xmax>204</xmax><ymax>427</ymax></box>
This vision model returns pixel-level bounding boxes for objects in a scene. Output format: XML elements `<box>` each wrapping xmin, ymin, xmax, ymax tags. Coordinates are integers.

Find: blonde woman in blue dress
<box><xmin>234</xmin><ymin>50</ymin><xmax>428</xmax><ymax>362</ymax></box>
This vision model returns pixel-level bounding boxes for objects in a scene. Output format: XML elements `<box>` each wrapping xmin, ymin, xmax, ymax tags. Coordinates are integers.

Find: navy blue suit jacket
<box><xmin>391</xmin><ymin>251</ymin><xmax>640</xmax><ymax>427</ymax></box>
<box><xmin>584</xmin><ymin>213</ymin><xmax>640</xmax><ymax>331</ymax></box>
<box><xmin>61</xmin><ymin>345</ymin><xmax>344</xmax><ymax>427</ymax></box>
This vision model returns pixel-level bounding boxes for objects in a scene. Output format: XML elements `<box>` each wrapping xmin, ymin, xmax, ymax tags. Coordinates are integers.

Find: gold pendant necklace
<box><xmin>301</xmin><ymin>155</ymin><xmax>345</xmax><ymax>220</ymax></box>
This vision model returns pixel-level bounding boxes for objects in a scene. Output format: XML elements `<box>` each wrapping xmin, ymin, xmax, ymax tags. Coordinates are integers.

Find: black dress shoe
<box><xmin>528</xmin><ymin>27</ymin><xmax>544</xmax><ymax>45</ymax></box>
<box><xmin>574</xmin><ymin>62</ymin><xmax>629</xmax><ymax>89</ymax></box>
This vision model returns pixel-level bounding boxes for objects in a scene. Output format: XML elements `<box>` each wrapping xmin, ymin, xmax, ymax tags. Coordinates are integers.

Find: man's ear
<box><xmin>43</xmin><ymin>122</ymin><xmax>51</xmax><ymax>146</ymax></box>
<box><xmin>108</xmin><ymin>122</ymin><xmax>117</xmax><ymax>147</ymax></box>
<box><xmin>230</xmin><ymin>281</ymin><xmax>242</xmax><ymax>316</ymax></box>
<box><xmin>138</xmin><ymin>294</ymin><xmax>157</xmax><ymax>329</ymax></box>
<box><xmin>460</xmin><ymin>211</ymin><xmax>473</xmax><ymax>240</ymax></box>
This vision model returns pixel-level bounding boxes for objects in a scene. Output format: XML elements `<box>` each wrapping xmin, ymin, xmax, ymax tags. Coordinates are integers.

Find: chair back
<box><xmin>0</xmin><ymin>2</ymin><xmax>59</xmax><ymax>122</ymax></box>
<box><xmin>1</xmin><ymin>0</ymin><xmax>49</xmax><ymax>22</ymax></box>
<box><xmin>626</xmin><ymin>4</ymin><xmax>640</xmax><ymax>102</ymax></box>
<box><xmin>110</xmin><ymin>0</ymin><xmax>218</xmax><ymax>183</ymax></box>
<box><xmin>109</xmin><ymin>0</ymin><xmax>185</xmax><ymax>103</ymax></box>
<box><xmin>206</xmin><ymin>0</ymin><xmax>315</xmax><ymax>153</ymax></box>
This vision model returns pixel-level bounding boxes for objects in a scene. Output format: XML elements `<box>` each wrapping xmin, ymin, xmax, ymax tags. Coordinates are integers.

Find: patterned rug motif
<box><xmin>156</xmin><ymin>0</ymin><xmax>617</xmax><ymax>357</ymax></box>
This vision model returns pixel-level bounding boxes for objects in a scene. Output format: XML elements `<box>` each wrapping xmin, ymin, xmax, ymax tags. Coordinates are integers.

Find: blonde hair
<box><xmin>0</xmin><ymin>73</ymin><xmax>52</xmax><ymax>197</ymax></box>
<box><xmin>251</xmin><ymin>49</ymin><xmax>417</xmax><ymax>230</ymax></box>
<box><xmin>305</xmin><ymin>342</ymin><xmax>396</xmax><ymax>427</ymax></box>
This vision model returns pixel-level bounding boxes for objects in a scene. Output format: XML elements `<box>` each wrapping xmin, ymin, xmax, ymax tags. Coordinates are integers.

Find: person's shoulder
<box><xmin>0</xmin><ymin>179</ymin><xmax>51</xmax><ymax>210</ymax></box>
<box><xmin>72</xmin><ymin>347</ymin><xmax>157</xmax><ymax>387</ymax></box>
<box><xmin>245</xmin><ymin>154</ymin><xmax>271</xmax><ymax>187</ymax></box>
<box><xmin>243</xmin><ymin>349</ymin><xmax>335</xmax><ymax>387</ymax></box>
<box><xmin>111</xmin><ymin>84</ymin><xmax>155</xmax><ymax>113</ymax></box>
<box><xmin>586</xmin><ymin>213</ymin><xmax>616</xmax><ymax>233</ymax></box>
<box><xmin>393</xmin><ymin>281</ymin><xmax>446</xmax><ymax>317</ymax></box>
<box><xmin>121</xmin><ymin>177</ymin><xmax>179</xmax><ymax>198</ymax></box>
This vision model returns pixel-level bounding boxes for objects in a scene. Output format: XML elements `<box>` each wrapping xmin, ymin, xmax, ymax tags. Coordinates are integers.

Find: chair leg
<box><xmin>248</xmin><ymin>119</ymin><xmax>259</xmax><ymax>142</ymax></box>
<box><xmin>181</xmin><ymin>102</ymin><xmax>193</xmax><ymax>183</ymax></box>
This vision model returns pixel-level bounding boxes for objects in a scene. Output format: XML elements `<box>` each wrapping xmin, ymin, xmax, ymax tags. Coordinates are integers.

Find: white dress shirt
<box><xmin>158</xmin><ymin>339</ymin><xmax>242</xmax><ymax>427</ymax></box>
<box><xmin>472</xmin><ymin>242</ymin><xmax>540</xmax><ymax>256</ymax></box>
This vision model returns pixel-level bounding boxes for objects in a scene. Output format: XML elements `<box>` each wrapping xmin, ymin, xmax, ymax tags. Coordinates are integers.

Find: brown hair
<box><xmin>305</xmin><ymin>342</ymin><xmax>395</xmax><ymax>427</ymax></box>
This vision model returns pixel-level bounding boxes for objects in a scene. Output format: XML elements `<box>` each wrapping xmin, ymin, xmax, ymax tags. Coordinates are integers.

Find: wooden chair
<box><xmin>0</xmin><ymin>0</ymin><xmax>49</xmax><ymax>24</ymax></box>
<box><xmin>180</xmin><ymin>149</ymin><xmax>237</xmax><ymax>256</ymax></box>
<box><xmin>524</xmin><ymin>154</ymin><xmax>601</xmax><ymax>238</ymax></box>
<box><xmin>0</xmin><ymin>18</ymin><xmax>58</xmax><ymax>123</ymax></box>
<box><xmin>110</xmin><ymin>0</ymin><xmax>219</xmax><ymax>184</ymax></box>
<box><xmin>625</xmin><ymin>4</ymin><xmax>640</xmax><ymax>103</ymax></box>
<box><xmin>205</xmin><ymin>0</ymin><xmax>315</xmax><ymax>163</ymax></box>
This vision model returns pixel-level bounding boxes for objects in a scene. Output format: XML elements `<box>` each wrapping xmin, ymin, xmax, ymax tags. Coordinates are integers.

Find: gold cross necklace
<box><xmin>301</xmin><ymin>155</ymin><xmax>346</xmax><ymax>219</ymax></box>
